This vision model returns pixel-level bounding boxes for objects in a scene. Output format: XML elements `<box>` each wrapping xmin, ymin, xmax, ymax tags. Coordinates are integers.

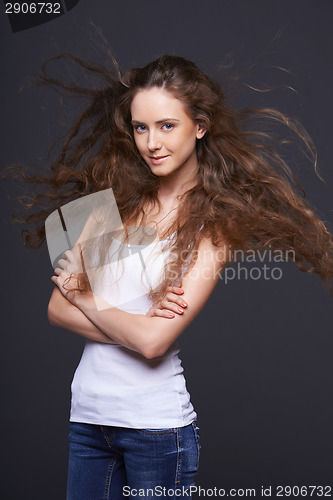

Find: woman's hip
<box><xmin>67</xmin><ymin>420</ymin><xmax>201</xmax><ymax>498</ymax></box>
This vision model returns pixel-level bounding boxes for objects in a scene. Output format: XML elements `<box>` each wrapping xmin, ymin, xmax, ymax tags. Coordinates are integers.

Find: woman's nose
<box><xmin>147</xmin><ymin>132</ymin><xmax>162</xmax><ymax>151</ymax></box>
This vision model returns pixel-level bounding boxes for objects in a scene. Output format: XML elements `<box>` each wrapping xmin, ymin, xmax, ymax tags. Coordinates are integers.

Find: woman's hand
<box><xmin>51</xmin><ymin>269</ymin><xmax>78</xmax><ymax>302</ymax></box>
<box><xmin>146</xmin><ymin>286</ymin><xmax>188</xmax><ymax>318</ymax></box>
<box><xmin>56</xmin><ymin>246</ymin><xmax>84</xmax><ymax>274</ymax></box>
<box><xmin>51</xmin><ymin>247</ymin><xmax>85</xmax><ymax>302</ymax></box>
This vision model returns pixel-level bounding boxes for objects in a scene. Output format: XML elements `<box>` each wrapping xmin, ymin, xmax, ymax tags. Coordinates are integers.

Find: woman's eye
<box><xmin>162</xmin><ymin>123</ymin><xmax>173</xmax><ymax>131</ymax></box>
<box><xmin>135</xmin><ymin>125</ymin><xmax>146</xmax><ymax>132</ymax></box>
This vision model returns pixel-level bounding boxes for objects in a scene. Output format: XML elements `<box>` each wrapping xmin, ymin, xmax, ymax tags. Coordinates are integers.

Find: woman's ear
<box><xmin>196</xmin><ymin>124</ymin><xmax>207</xmax><ymax>139</ymax></box>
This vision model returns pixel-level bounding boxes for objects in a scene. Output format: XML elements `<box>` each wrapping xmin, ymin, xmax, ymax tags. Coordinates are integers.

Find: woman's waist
<box><xmin>73</xmin><ymin>340</ymin><xmax>184</xmax><ymax>388</ymax></box>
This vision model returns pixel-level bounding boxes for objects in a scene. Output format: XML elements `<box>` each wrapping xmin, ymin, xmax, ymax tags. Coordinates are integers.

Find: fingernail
<box><xmin>178</xmin><ymin>308</ymin><xmax>184</xmax><ymax>313</ymax></box>
<box><xmin>169</xmin><ymin>312</ymin><xmax>175</xmax><ymax>318</ymax></box>
<box><xmin>178</xmin><ymin>289</ymin><xmax>183</xmax><ymax>293</ymax></box>
<box><xmin>181</xmin><ymin>302</ymin><xmax>187</xmax><ymax>308</ymax></box>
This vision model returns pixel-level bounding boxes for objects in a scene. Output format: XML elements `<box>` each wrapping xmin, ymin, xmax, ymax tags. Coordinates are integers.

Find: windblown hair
<box><xmin>4</xmin><ymin>50</ymin><xmax>333</xmax><ymax>299</ymax></box>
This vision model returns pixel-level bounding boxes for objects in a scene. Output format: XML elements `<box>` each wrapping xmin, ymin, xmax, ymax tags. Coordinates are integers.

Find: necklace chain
<box><xmin>148</xmin><ymin>205</ymin><xmax>179</xmax><ymax>231</ymax></box>
<box><xmin>124</xmin><ymin>204</ymin><xmax>179</xmax><ymax>246</ymax></box>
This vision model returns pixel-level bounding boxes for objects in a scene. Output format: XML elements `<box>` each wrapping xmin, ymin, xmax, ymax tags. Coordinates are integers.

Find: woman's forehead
<box><xmin>130</xmin><ymin>87</ymin><xmax>188</xmax><ymax>120</ymax></box>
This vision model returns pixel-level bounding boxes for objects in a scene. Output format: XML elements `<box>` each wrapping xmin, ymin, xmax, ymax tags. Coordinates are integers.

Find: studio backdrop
<box><xmin>1</xmin><ymin>1</ymin><xmax>333</xmax><ymax>499</ymax></box>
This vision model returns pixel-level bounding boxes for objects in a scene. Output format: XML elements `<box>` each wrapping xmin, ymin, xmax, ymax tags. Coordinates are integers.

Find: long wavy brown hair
<box><xmin>4</xmin><ymin>49</ymin><xmax>333</xmax><ymax>299</ymax></box>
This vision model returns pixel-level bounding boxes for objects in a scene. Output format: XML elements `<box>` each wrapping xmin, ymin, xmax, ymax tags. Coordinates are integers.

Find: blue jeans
<box><xmin>66</xmin><ymin>420</ymin><xmax>201</xmax><ymax>499</ymax></box>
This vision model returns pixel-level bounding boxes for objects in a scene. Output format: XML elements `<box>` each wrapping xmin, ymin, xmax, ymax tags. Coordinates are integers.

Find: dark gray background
<box><xmin>1</xmin><ymin>1</ymin><xmax>333</xmax><ymax>498</ymax></box>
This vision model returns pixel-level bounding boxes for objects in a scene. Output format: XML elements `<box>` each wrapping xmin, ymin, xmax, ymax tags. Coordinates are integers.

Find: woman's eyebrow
<box><xmin>131</xmin><ymin>118</ymin><xmax>180</xmax><ymax>125</ymax></box>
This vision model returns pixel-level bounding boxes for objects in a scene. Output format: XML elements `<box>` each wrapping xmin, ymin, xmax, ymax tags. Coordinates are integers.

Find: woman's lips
<box><xmin>149</xmin><ymin>155</ymin><xmax>169</xmax><ymax>165</ymax></box>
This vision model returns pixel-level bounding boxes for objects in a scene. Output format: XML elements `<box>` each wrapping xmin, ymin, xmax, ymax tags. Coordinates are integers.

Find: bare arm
<box><xmin>47</xmin><ymin>213</ymin><xmax>187</xmax><ymax>343</ymax></box>
<box><xmin>47</xmin><ymin>287</ymin><xmax>117</xmax><ymax>344</ymax></box>
<box><xmin>48</xmin><ymin>285</ymin><xmax>186</xmax><ymax>342</ymax></box>
<box><xmin>52</xmin><ymin>237</ymin><xmax>228</xmax><ymax>358</ymax></box>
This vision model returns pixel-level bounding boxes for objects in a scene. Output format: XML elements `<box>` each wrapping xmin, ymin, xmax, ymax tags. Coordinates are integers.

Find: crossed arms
<box><xmin>48</xmin><ymin>237</ymin><xmax>228</xmax><ymax>359</ymax></box>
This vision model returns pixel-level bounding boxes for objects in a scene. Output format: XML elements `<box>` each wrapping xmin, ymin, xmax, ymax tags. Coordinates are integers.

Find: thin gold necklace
<box><xmin>148</xmin><ymin>205</ymin><xmax>179</xmax><ymax>230</ymax></box>
<box><xmin>124</xmin><ymin>204</ymin><xmax>179</xmax><ymax>246</ymax></box>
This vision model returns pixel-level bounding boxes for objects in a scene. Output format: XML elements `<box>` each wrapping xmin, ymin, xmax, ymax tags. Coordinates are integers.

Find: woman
<box><xmin>7</xmin><ymin>52</ymin><xmax>333</xmax><ymax>499</ymax></box>
<box><xmin>48</xmin><ymin>57</ymin><xmax>225</xmax><ymax>499</ymax></box>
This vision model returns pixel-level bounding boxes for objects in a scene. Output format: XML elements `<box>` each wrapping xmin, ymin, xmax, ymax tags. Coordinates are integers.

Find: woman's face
<box><xmin>130</xmin><ymin>87</ymin><xmax>206</xmax><ymax>181</ymax></box>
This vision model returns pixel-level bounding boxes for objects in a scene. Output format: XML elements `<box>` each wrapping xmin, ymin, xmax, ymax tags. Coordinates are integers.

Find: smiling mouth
<box><xmin>148</xmin><ymin>155</ymin><xmax>169</xmax><ymax>164</ymax></box>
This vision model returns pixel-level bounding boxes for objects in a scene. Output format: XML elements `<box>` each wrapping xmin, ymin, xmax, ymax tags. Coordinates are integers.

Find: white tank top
<box><xmin>69</xmin><ymin>230</ymin><xmax>197</xmax><ymax>428</ymax></box>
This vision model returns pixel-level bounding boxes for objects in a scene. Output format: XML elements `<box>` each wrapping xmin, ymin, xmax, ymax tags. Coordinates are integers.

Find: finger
<box><xmin>149</xmin><ymin>308</ymin><xmax>175</xmax><ymax>318</ymax></box>
<box><xmin>57</xmin><ymin>258</ymin><xmax>68</xmax><ymax>269</ymax></box>
<box><xmin>54</xmin><ymin>267</ymin><xmax>63</xmax><ymax>275</ymax></box>
<box><xmin>68</xmin><ymin>246</ymin><xmax>85</xmax><ymax>273</ymax></box>
<box><xmin>63</xmin><ymin>249</ymin><xmax>75</xmax><ymax>262</ymax></box>
<box><xmin>159</xmin><ymin>300</ymin><xmax>184</xmax><ymax>315</ymax></box>
<box><xmin>166</xmin><ymin>286</ymin><xmax>184</xmax><ymax>294</ymax></box>
<box><xmin>164</xmin><ymin>292</ymin><xmax>188</xmax><ymax>308</ymax></box>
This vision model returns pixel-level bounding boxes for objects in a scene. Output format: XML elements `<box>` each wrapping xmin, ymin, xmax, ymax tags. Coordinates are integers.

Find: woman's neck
<box><xmin>157</xmin><ymin>171</ymin><xmax>198</xmax><ymax>207</ymax></box>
